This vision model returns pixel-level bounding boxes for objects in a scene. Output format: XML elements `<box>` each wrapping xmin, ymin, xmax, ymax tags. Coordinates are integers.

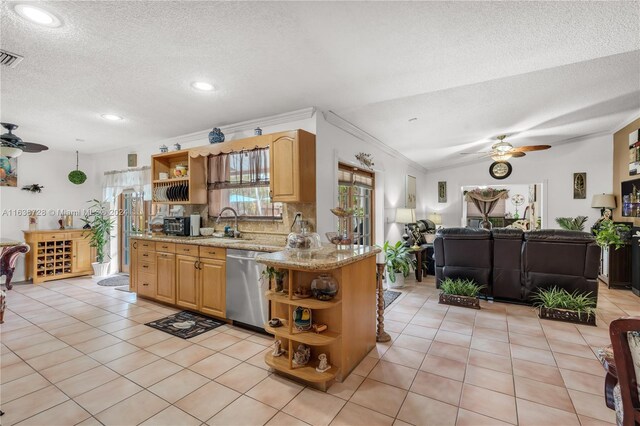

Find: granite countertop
<box><xmin>0</xmin><ymin>238</ymin><xmax>23</xmax><ymax>247</ymax></box>
<box><xmin>256</xmin><ymin>244</ymin><xmax>381</xmax><ymax>270</ymax></box>
<box><xmin>130</xmin><ymin>234</ymin><xmax>285</xmax><ymax>253</ymax></box>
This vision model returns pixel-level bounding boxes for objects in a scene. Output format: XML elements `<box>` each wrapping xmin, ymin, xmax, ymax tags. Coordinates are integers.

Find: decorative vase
<box><xmin>310</xmin><ymin>274</ymin><xmax>338</xmax><ymax>301</ymax></box>
<box><xmin>254</xmin><ymin>127</ymin><xmax>262</xmax><ymax>136</ymax></box>
<box><xmin>386</xmin><ymin>272</ymin><xmax>405</xmax><ymax>289</ymax></box>
<box><xmin>209</xmin><ymin>128</ymin><xmax>225</xmax><ymax>144</ymax></box>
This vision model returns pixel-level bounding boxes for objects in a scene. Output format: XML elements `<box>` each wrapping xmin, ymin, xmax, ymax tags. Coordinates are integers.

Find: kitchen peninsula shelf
<box><xmin>264</xmin><ymin>290</ymin><xmax>342</xmax><ymax>309</ymax></box>
<box><xmin>264</xmin><ymin>319</ymin><xmax>341</xmax><ymax>346</ymax></box>
<box><xmin>264</xmin><ymin>353</ymin><xmax>339</xmax><ymax>384</ymax></box>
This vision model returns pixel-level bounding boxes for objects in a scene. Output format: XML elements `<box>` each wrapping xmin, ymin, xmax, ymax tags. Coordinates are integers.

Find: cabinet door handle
<box><xmin>208</xmin><ymin>251</ymin><xmax>216</xmax><ymax>255</ymax></box>
<box><xmin>133</xmin><ymin>241</ymin><xmax>138</xmax><ymax>249</ymax></box>
<box><xmin>142</xmin><ymin>264</ymin><xmax>149</xmax><ymax>269</ymax></box>
<box><xmin>143</xmin><ymin>283</ymin><xmax>149</xmax><ymax>286</ymax></box>
<box><xmin>194</xmin><ymin>260</ymin><xmax>200</xmax><ymax>270</ymax></box>
<box><xmin>142</xmin><ymin>253</ymin><xmax>149</xmax><ymax>257</ymax></box>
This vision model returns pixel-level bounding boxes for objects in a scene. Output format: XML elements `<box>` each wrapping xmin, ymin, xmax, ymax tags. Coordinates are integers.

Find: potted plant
<box><xmin>594</xmin><ymin>219</ymin><xmax>630</xmax><ymax>249</ymax></box>
<box><xmin>261</xmin><ymin>266</ymin><xmax>287</xmax><ymax>293</ymax></box>
<box><xmin>81</xmin><ymin>199</ymin><xmax>115</xmax><ymax>277</ymax></box>
<box><xmin>533</xmin><ymin>286</ymin><xmax>596</xmax><ymax>326</ymax></box>
<box><xmin>438</xmin><ymin>278</ymin><xmax>485</xmax><ymax>309</ymax></box>
<box><xmin>555</xmin><ymin>216</ymin><xmax>588</xmax><ymax>231</ymax></box>
<box><xmin>381</xmin><ymin>241</ymin><xmax>411</xmax><ymax>288</ymax></box>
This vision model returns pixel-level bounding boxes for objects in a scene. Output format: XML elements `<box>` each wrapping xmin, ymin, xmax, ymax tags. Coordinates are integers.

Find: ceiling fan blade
<box><xmin>21</xmin><ymin>142</ymin><xmax>49</xmax><ymax>153</ymax></box>
<box><xmin>511</xmin><ymin>145</ymin><xmax>551</xmax><ymax>152</ymax></box>
<box><xmin>510</xmin><ymin>151</ymin><xmax>526</xmax><ymax>158</ymax></box>
<box><xmin>460</xmin><ymin>151</ymin><xmax>490</xmax><ymax>155</ymax></box>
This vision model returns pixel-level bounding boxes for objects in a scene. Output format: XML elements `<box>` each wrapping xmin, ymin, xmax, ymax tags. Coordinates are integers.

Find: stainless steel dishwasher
<box><xmin>225</xmin><ymin>249</ymin><xmax>269</xmax><ymax>329</ymax></box>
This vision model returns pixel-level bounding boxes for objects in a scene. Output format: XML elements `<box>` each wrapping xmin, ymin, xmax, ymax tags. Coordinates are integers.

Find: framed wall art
<box><xmin>128</xmin><ymin>153</ymin><xmax>138</xmax><ymax>168</ymax></box>
<box><xmin>0</xmin><ymin>157</ymin><xmax>17</xmax><ymax>187</ymax></box>
<box><xmin>438</xmin><ymin>181</ymin><xmax>447</xmax><ymax>203</ymax></box>
<box><xmin>406</xmin><ymin>175</ymin><xmax>416</xmax><ymax>208</ymax></box>
<box><xmin>629</xmin><ymin>129</ymin><xmax>640</xmax><ymax>176</ymax></box>
<box><xmin>573</xmin><ymin>172</ymin><xmax>586</xmax><ymax>199</ymax></box>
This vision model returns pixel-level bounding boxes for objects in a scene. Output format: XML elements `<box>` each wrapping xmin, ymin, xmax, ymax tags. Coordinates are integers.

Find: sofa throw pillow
<box><xmin>628</xmin><ymin>330</ymin><xmax>640</xmax><ymax>398</ymax></box>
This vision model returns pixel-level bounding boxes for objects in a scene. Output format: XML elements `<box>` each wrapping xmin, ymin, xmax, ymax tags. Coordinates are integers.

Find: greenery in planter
<box><xmin>555</xmin><ymin>216</ymin><xmax>588</xmax><ymax>231</ymax></box>
<box><xmin>261</xmin><ymin>266</ymin><xmax>286</xmax><ymax>292</ymax></box>
<box><xmin>380</xmin><ymin>241</ymin><xmax>411</xmax><ymax>284</ymax></box>
<box><xmin>532</xmin><ymin>286</ymin><xmax>596</xmax><ymax>319</ymax></box>
<box><xmin>594</xmin><ymin>219</ymin><xmax>630</xmax><ymax>250</ymax></box>
<box><xmin>439</xmin><ymin>278</ymin><xmax>485</xmax><ymax>297</ymax></box>
<box><xmin>81</xmin><ymin>199</ymin><xmax>115</xmax><ymax>263</ymax></box>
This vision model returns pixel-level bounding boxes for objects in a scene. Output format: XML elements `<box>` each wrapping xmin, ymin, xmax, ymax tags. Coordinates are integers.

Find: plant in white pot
<box><xmin>381</xmin><ymin>241</ymin><xmax>411</xmax><ymax>289</ymax></box>
<box><xmin>81</xmin><ymin>199</ymin><xmax>115</xmax><ymax>277</ymax></box>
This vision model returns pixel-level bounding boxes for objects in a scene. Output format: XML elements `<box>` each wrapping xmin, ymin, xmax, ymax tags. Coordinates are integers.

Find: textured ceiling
<box><xmin>1</xmin><ymin>1</ymin><xmax>639</xmax><ymax>164</ymax></box>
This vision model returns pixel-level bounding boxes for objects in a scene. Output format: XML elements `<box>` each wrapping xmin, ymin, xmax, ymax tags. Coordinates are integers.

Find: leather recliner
<box><xmin>434</xmin><ymin>228</ymin><xmax>493</xmax><ymax>296</ymax></box>
<box><xmin>434</xmin><ymin>228</ymin><xmax>601</xmax><ymax>304</ymax></box>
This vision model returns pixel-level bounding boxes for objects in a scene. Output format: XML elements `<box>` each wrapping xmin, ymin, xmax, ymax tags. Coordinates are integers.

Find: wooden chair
<box><xmin>0</xmin><ymin>244</ymin><xmax>30</xmax><ymax>323</ymax></box>
<box><xmin>604</xmin><ymin>317</ymin><xmax>640</xmax><ymax>426</ymax></box>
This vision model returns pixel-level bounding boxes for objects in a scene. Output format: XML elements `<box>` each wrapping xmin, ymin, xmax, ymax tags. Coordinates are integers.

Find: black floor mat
<box><xmin>145</xmin><ymin>310</ymin><xmax>225</xmax><ymax>339</ymax></box>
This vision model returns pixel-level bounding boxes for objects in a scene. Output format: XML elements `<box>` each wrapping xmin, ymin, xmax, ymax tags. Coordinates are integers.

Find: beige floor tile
<box><xmin>165</xmin><ymin>344</ymin><xmax>215</xmax><ymax>367</ymax></box>
<box><xmin>509</xmin><ymin>331</ymin><xmax>551</xmax><ymax>350</ymax></box>
<box><xmin>73</xmin><ymin>334</ymin><xmax>122</xmax><ymax>354</ymax></box>
<box><xmin>428</xmin><ymin>341</ymin><xmax>470</xmax><ymax>363</ymax></box>
<box><xmin>87</xmin><ymin>341</ymin><xmax>139</xmax><ymax>364</ymax></box>
<box><xmin>510</xmin><ymin>343</ymin><xmax>556</xmax><ymax>366</ymax></box>
<box><xmin>247</xmin><ymin>375</ymin><xmax>304</xmax><ymax>409</ymax></box>
<box><xmin>247</xmin><ymin>333</ymin><xmax>276</xmax><ymax>347</ymax></box>
<box><xmin>48</xmin><ymin>322</ymin><xmax>93</xmax><ymax>337</ymax></box>
<box><xmin>95</xmin><ymin>389</ymin><xmax>170</xmax><ymax>425</ymax></box>
<box><xmin>97</xmin><ymin>318</ymin><xmax>138</xmax><ymax>333</ymax></box>
<box><xmin>175</xmin><ymin>381</ymin><xmax>241</xmax><ymax>422</ymax></box>
<box><xmin>367</xmin><ymin>360</ymin><xmax>417</xmax><ymax>390</ymax></box>
<box><xmin>380</xmin><ymin>346</ymin><xmax>426</xmax><ymax>369</ymax></box>
<box><xmin>149</xmin><ymin>369</ymin><xmax>210</xmax><ymax>403</ymax></box>
<box><xmin>549</xmin><ymin>339</ymin><xmax>597</xmax><ymax>359</ymax></box>
<box><xmin>456</xmin><ymin>408</ymin><xmax>513</xmax><ymax>426</ymax></box>
<box><xmin>460</xmin><ymin>384</ymin><xmax>517</xmax><ymax>424</ymax></box>
<box><xmin>410</xmin><ymin>371</ymin><xmax>462</xmax><ymax>406</ymax></box>
<box><xmin>215</xmin><ymin>362</ymin><xmax>270</xmax><ymax>393</ymax></box>
<box><xmin>145</xmin><ymin>336</ymin><xmax>192</xmax><ymax>357</ymax></box>
<box><xmin>14</xmin><ymin>400</ymin><xmax>91</xmax><ymax>426</ymax></box>
<box><xmin>514</xmin><ymin>375</ymin><xmax>574</xmax><ymax>412</ymax></box>
<box><xmin>568</xmin><ymin>389</ymin><xmax>617</xmax><ymax>423</ymax></box>
<box><xmin>465</xmin><ymin>364</ymin><xmax>514</xmax><ymax>396</ymax></box>
<box><xmin>349</xmin><ymin>378</ymin><xmax>407</xmax><ymax>417</ymax></box>
<box><xmin>140</xmin><ymin>405</ymin><xmax>201</xmax><ymax>426</ymax></box>
<box><xmin>282</xmin><ymin>388</ymin><xmax>346</xmax><ymax>426</ymax></box>
<box><xmin>472</xmin><ymin>326</ymin><xmax>509</xmax><ymax>343</ymax></box>
<box><xmin>41</xmin><ymin>355</ymin><xmax>101</xmax><ymax>384</ymax></box>
<box><xmin>125</xmin><ymin>358</ymin><xmax>183</xmax><ymax>387</ymax></box>
<box><xmin>467</xmin><ymin>349</ymin><xmax>512</xmax><ymax>374</ymax></box>
<box><xmin>577</xmin><ymin>415</ymin><xmax>617</xmax><ymax>426</ymax></box>
<box><xmin>222</xmin><ymin>339</ymin><xmax>270</xmax><ymax>361</ymax></box>
<box><xmin>331</xmin><ymin>401</ymin><xmax>394</xmax><ymax>426</ymax></box>
<box><xmin>516</xmin><ymin>398</ymin><xmax>579</xmax><ymax>425</ymax></box>
<box><xmin>55</xmin><ymin>365</ymin><xmax>119</xmax><ymax>397</ymax></box>
<box><xmin>327</xmin><ymin>372</ymin><xmax>366</xmax><ymax>401</ymax></box>
<box><xmin>440</xmin><ymin>319</ymin><xmax>474</xmax><ymax>336</ymax></box>
<box><xmin>0</xmin><ymin>385</ymin><xmax>69</xmax><ymax>426</ymax></box>
<box><xmin>560</xmin><ymin>368</ymin><xmax>604</xmax><ymax>395</ymax></box>
<box><xmin>1</xmin><ymin>362</ymin><xmax>37</xmax><ymax>384</ymax></box>
<box><xmin>223</xmin><ymin>326</ymin><xmax>255</xmax><ymax>339</ymax></box>
<box><xmin>208</xmin><ymin>395</ymin><xmax>278</xmax><ymax>426</ymax></box>
<box><xmin>190</xmin><ymin>352</ymin><xmax>242</xmax><ymax>379</ymax></box>
<box><xmin>266</xmin><ymin>411</ymin><xmax>310</xmax><ymax>426</ymax></box>
<box><xmin>555</xmin><ymin>352</ymin><xmax>605</xmax><ymax>376</ymax></box>
<box><xmin>104</xmin><ymin>349</ymin><xmax>160</xmax><ymax>375</ymax></box>
<box><xmin>1</xmin><ymin>351</ymin><xmax>22</xmax><ymax>367</ymax></box>
<box><xmin>58</xmin><ymin>328</ymin><xmax>107</xmax><ymax>345</ymax></box>
<box><xmin>401</xmin><ymin>323</ymin><xmax>439</xmax><ymax>340</ymax></box>
<box><xmin>544</xmin><ymin>327</ymin><xmax>587</xmax><ymax>345</ymax></box>
<box><xmin>351</xmin><ymin>356</ymin><xmax>378</xmax><ymax>376</ymax></box>
<box><xmin>247</xmin><ymin>348</ymin><xmax>274</xmax><ymax>370</ymax></box>
<box><xmin>511</xmin><ymin>358</ymin><xmax>564</xmax><ymax>386</ymax></box>
<box><xmin>14</xmin><ymin>339</ymin><xmax>69</xmax><ymax>360</ymax></box>
<box><xmin>397</xmin><ymin>391</ymin><xmax>458</xmax><ymax>426</ymax></box>
<box><xmin>470</xmin><ymin>336</ymin><xmax>511</xmax><ymax>357</ymax></box>
<box><xmin>198</xmin><ymin>333</ymin><xmax>243</xmax><ymax>351</ymax></box>
<box><xmin>26</xmin><ymin>346</ymin><xmax>83</xmax><ymax>370</ymax></box>
<box><xmin>0</xmin><ymin>372</ymin><xmax>50</xmax><ymax>403</ymax></box>
<box><xmin>74</xmin><ymin>376</ymin><xmax>142</xmax><ymax>415</ymax></box>
<box><xmin>392</xmin><ymin>334</ymin><xmax>432</xmax><ymax>353</ymax></box>
<box><xmin>420</xmin><ymin>354</ymin><xmax>466</xmax><ymax>381</ymax></box>
<box><xmin>435</xmin><ymin>329</ymin><xmax>472</xmax><ymax>348</ymax></box>
<box><xmin>127</xmin><ymin>329</ymin><xmax>172</xmax><ymax>347</ymax></box>
<box><xmin>110</xmin><ymin>323</ymin><xmax>155</xmax><ymax>340</ymax></box>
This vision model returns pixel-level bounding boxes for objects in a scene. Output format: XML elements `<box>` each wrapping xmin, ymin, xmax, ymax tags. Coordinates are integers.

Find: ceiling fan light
<box><xmin>0</xmin><ymin>146</ymin><xmax>23</xmax><ymax>158</ymax></box>
<box><xmin>493</xmin><ymin>141</ymin><xmax>513</xmax><ymax>153</ymax></box>
<box><xmin>491</xmin><ymin>153</ymin><xmax>512</xmax><ymax>162</ymax></box>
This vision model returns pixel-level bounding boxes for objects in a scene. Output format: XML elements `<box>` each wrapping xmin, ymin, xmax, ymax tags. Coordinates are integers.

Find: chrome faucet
<box><xmin>215</xmin><ymin>207</ymin><xmax>239</xmax><ymax>237</ymax></box>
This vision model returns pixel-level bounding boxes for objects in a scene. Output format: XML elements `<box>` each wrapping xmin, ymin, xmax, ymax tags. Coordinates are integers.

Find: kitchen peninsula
<box><xmin>257</xmin><ymin>246</ymin><xmax>380</xmax><ymax>390</ymax></box>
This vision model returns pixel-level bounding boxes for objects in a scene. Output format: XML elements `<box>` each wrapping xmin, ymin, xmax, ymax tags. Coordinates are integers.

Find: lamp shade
<box><xmin>395</xmin><ymin>208</ymin><xmax>416</xmax><ymax>224</ymax></box>
<box><xmin>591</xmin><ymin>194</ymin><xmax>616</xmax><ymax>209</ymax></box>
<box><xmin>0</xmin><ymin>146</ymin><xmax>23</xmax><ymax>158</ymax></box>
<box><xmin>428</xmin><ymin>212</ymin><xmax>442</xmax><ymax>225</ymax></box>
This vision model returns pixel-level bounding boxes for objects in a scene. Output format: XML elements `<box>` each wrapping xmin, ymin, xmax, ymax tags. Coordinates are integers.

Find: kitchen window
<box><xmin>338</xmin><ymin>163</ymin><xmax>375</xmax><ymax>246</ymax></box>
<box><xmin>208</xmin><ymin>147</ymin><xmax>283</xmax><ymax>219</ymax></box>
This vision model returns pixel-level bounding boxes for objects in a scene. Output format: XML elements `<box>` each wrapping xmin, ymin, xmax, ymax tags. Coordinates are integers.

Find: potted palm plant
<box><xmin>81</xmin><ymin>199</ymin><xmax>115</xmax><ymax>277</ymax></box>
<box><xmin>381</xmin><ymin>241</ymin><xmax>411</xmax><ymax>289</ymax></box>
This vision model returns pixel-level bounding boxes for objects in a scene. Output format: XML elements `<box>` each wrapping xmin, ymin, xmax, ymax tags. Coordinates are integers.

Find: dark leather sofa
<box><xmin>434</xmin><ymin>228</ymin><xmax>601</xmax><ymax>304</ymax></box>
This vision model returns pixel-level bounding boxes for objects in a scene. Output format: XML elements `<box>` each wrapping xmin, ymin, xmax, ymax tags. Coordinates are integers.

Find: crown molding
<box><xmin>611</xmin><ymin>111</ymin><xmax>640</xmax><ymax>134</ymax></box>
<box><xmin>322</xmin><ymin>110</ymin><xmax>428</xmax><ymax>174</ymax></box>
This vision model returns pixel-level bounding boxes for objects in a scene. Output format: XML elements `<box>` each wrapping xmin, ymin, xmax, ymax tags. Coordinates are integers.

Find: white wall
<box><xmin>315</xmin><ymin>114</ymin><xmax>428</xmax><ymax>245</ymax></box>
<box><xmin>0</xmin><ymin>150</ymin><xmax>100</xmax><ymax>281</ymax></box>
<box><xmin>425</xmin><ymin>134</ymin><xmax>613</xmax><ymax>229</ymax></box>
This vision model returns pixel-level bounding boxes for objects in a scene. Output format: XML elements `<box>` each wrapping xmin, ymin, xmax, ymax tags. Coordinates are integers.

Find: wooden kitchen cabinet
<box><xmin>176</xmin><ymin>254</ymin><xmax>199</xmax><ymax>311</ymax></box>
<box><xmin>23</xmin><ymin>229</ymin><xmax>95</xmax><ymax>284</ymax></box>
<box><xmin>270</xmin><ymin>130</ymin><xmax>316</xmax><ymax>203</ymax></box>
<box><xmin>130</xmin><ymin>240</ymin><xmax>138</xmax><ymax>292</ymax></box>
<box><xmin>137</xmin><ymin>272</ymin><xmax>156</xmax><ymax>298</ymax></box>
<box><xmin>199</xmin><ymin>258</ymin><xmax>226</xmax><ymax>318</ymax></box>
<box><xmin>156</xmin><ymin>252</ymin><xmax>176</xmax><ymax>304</ymax></box>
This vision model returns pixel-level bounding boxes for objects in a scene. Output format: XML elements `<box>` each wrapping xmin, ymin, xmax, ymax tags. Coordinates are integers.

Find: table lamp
<box><xmin>591</xmin><ymin>194</ymin><xmax>616</xmax><ymax>217</ymax></box>
<box><xmin>428</xmin><ymin>212</ymin><xmax>442</xmax><ymax>228</ymax></box>
<box><xmin>395</xmin><ymin>208</ymin><xmax>416</xmax><ymax>244</ymax></box>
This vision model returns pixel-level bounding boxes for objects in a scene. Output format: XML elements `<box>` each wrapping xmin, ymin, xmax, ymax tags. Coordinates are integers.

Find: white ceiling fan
<box><xmin>461</xmin><ymin>134</ymin><xmax>551</xmax><ymax>162</ymax></box>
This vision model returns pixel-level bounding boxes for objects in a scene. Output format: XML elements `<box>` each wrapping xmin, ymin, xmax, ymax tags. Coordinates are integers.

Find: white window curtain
<box><xmin>103</xmin><ymin>167</ymin><xmax>151</xmax><ymax>203</ymax></box>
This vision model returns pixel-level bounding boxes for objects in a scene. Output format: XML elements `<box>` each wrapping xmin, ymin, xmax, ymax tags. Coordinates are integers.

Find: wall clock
<box><xmin>489</xmin><ymin>161</ymin><xmax>512</xmax><ymax>180</ymax></box>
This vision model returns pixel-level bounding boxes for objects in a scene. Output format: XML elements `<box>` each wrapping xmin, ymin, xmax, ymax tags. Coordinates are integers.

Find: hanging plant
<box><xmin>68</xmin><ymin>150</ymin><xmax>87</xmax><ymax>185</ymax></box>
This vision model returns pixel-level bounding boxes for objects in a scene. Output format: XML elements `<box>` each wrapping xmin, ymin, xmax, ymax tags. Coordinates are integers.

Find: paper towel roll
<box><xmin>190</xmin><ymin>214</ymin><xmax>201</xmax><ymax>236</ymax></box>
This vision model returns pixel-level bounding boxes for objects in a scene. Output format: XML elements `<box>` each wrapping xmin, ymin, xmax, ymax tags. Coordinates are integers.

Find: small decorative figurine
<box><xmin>254</xmin><ymin>127</ymin><xmax>262</xmax><ymax>136</ymax></box>
<box><xmin>173</xmin><ymin>142</ymin><xmax>181</xmax><ymax>151</ymax></box>
<box><xmin>292</xmin><ymin>344</ymin><xmax>311</xmax><ymax>368</ymax></box>
<box><xmin>294</xmin><ymin>286</ymin><xmax>310</xmax><ymax>298</ymax></box>
<box><xmin>293</xmin><ymin>306</ymin><xmax>312</xmax><ymax>331</ymax></box>
<box><xmin>312</xmin><ymin>324</ymin><xmax>327</xmax><ymax>334</ymax></box>
<box><xmin>272</xmin><ymin>340</ymin><xmax>285</xmax><ymax>357</ymax></box>
<box><xmin>316</xmin><ymin>353</ymin><xmax>331</xmax><ymax>373</ymax></box>
<box><xmin>268</xmin><ymin>318</ymin><xmax>282</xmax><ymax>327</ymax></box>
<box><xmin>58</xmin><ymin>218</ymin><xmax>65</xmax><ymax>230</ymax></box>
<box><xmin>21</xmin><ymin>184</ymin><xmax>44</xmax><ymax>193</ymax></box>
<box><xmin>208</xmin><ymin>127</ymin><xmax>225</xmax><ymax>144</ymax></box>
<box><xmin>159</xmin><ymin>144</ymin><xmax>168</xmax><ymax>153</ymax></box>
<box><xmin>355</xmin><ymin>152</ymin><xmax>375</xmax><ymax>170</ymax></box>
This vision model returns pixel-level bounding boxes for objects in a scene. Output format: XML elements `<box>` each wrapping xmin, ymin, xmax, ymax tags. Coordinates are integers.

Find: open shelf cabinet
<box><xmin>151</xmin><ymin>151</ymin><xmax>206</xmax><ymax>204</ymax></box>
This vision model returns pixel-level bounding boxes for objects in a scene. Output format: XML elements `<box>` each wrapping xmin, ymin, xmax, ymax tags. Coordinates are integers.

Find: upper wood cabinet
<box><xmin>269</xmin><ymin>130</ymin><xmax>316</xmax><ymax>203</ymax></box>
<box><xmin>151</xmin><ymin>151</ymin><xmax>206</xmax><ymax>205</ymax></box>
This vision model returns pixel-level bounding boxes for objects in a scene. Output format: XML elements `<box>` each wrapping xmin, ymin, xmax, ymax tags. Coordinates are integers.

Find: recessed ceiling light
<box><xmin>101</xmin><ymin>114</ymin><xmax>123</xmax><ymax>121</ymax></box>
<box><xmin>191</xmin><ymin>81</ymin><xmax>215</xmax><ymax>92</ymax></box>
<box><xmin>14</xmin><ymin>4</ymin><xmax>61</xmax><ymax>27</ymax></box>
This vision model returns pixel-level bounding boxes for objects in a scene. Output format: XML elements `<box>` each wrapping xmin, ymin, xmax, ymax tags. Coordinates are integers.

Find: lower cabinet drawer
<box><xmin>138</xmin><ymin>250</ymin><xmax>156</xmax><ymax>263</ymax></box>
<box><xmin>137</xmin><ymin>272</ymin><xmax>156</xmax><ymax>298</ymax></box>
<box><xmin>36</xmin><ymin>232</ymin><xmax>69</xmax><ymax>241</ymax></box>
<box><xmin>137</xmin><ymin>261</ymin><xmax>154</xmax><ymax>274</ymax></box>
<box><xmin>138</xmin><ymin>240</ymin><xmax>156</xmax><ymax>251</ymax></box>
<box><xmin>199</xmin><ymin>247</ymin><xmax>226</xmax><ymax>260</ymax></box>
<box><xmin>156</xmin><ymin>242</ymin><xmax>176</xmax><ymax>253</ymax></box>
<box><xmin>176</xmin><ymin>244</ymin><xmax>199</xmax><ymax>256</ymax></box>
